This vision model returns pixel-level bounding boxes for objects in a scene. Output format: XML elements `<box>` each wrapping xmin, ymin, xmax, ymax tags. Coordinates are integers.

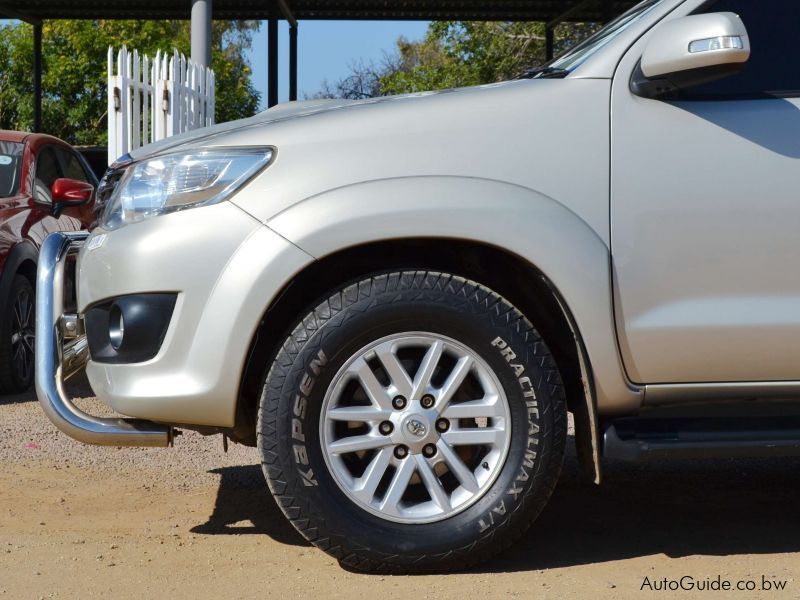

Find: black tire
<box><xmin>0</xmin><ymin>275</ymin><xmax>36</xmax><ymax>394</ymax></box>
<box><xmin>258</xmin><ymin>271</ymin><xmax>566</xmax><ymax>573</ymax></box>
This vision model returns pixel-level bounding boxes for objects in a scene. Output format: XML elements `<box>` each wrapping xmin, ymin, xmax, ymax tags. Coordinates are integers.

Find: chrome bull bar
<box><xmin>35</xmin><ymin>231</ymin><xmax>173</xmax><ymax>447</ymax></box>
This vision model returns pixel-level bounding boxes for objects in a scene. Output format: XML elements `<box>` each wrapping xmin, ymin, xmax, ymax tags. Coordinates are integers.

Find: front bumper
<box><xmin>76</xmin><ymin>202</ymin><xmax>313</xmax><ymax>428</ymax></box>
<box><xmin>37</xmin><ymin>201</ymin><xmax>313</xmax><ymax>439</ymax></box>
<box><xmin>35</xmin><ymin>231</ymin><xmax>173</xmax><ymax>447</ymax></box>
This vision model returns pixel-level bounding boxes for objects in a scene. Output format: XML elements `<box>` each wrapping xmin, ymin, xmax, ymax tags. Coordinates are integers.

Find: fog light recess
<box><xmin>108</xmin><ymin>303</ymin><xmax>125</xmax><ymax>351</ymax></box>
<box><xmin>84</xmin><ymin>293</ymin><xmax>177</xmax><ymax>364</ymax></box>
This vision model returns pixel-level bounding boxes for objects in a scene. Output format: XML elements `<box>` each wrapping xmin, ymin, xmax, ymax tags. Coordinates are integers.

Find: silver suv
<box><xmin>36</xmin><ymin>0</ymin><xmax>800</xmax><ymax>573</ymax></box>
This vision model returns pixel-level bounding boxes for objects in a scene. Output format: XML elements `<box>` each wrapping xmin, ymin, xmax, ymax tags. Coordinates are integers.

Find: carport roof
<box><xmin>0</xmin><ymin>0</ymin><xmax>637</xmax><ymax>22</ymax></box>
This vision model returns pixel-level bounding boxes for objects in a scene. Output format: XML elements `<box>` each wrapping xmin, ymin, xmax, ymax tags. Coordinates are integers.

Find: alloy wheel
<box><xmin>320</xmin><ymin>332</ymin><xmax>511</xmax><ymax>524</ymax></box>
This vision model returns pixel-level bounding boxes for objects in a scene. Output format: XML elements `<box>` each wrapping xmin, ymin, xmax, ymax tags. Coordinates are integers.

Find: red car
<box><xmin>0</xmin><ymin>131</ymin><xmax>97</xmax><ymax>393</ymax></box>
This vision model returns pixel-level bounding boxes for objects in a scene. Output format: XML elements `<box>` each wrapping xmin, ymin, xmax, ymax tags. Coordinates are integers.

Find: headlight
<box><xmin>101</xmin><ymin>147</ymin><xmax>273</xmax><ymax>230</ymax></box>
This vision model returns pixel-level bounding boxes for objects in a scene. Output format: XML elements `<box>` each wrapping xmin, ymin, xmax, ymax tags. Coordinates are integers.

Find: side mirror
<box><xmin>631</xmin><ymin>12</ymin><xmax>750</xmax><ymax>99</ymax></box>
<box><xmin>50</xmin><ymin>178</ymin><xmax>94</xmax><ymax>216</ymax></box>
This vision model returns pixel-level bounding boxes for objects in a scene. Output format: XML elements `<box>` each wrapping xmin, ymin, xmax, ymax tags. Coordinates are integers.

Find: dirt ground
<box><xmin>2</xmin><ymin>378</ymin><xmax>798</xmax><ymax>599</ymax></box>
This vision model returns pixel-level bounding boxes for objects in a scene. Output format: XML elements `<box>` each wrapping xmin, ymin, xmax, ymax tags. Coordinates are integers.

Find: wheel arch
<box><xmin>0</xmin><ymin>241</ymin><xmax>37</xmax><ymax>301</ymax></box>
<box><xmin>231</xmin><ymin>177</ymin><xmax>642</xmax><ymax>483</ymax></box>
<box><xmin>265</xmin><ymin>176</ymin><xmax>639</xmax><ymax>418</ymax></box>
<box><xmin>236</xmin><ymin>237</ymin><xmax>603</xmax><ymax>483</ymax></box>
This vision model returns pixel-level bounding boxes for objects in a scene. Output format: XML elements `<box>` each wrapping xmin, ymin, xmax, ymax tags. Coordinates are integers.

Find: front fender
<box><xmin>267</xmin><ymin>176</ymin><xmax>640</xmax><ymax>414</ymax></box>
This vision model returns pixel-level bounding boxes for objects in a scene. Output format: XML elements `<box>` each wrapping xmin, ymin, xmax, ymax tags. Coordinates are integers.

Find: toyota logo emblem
<box><xmin>406</xmin><ymin>419</ymin><xmax>427</xmax><ymax>437</ymax></box>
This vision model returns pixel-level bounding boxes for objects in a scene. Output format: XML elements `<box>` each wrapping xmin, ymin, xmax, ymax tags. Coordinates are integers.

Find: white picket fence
<box><xmin>107</xmin><ymin>46</ymin><xmax>215</xmax><ymax>164</ymax></box>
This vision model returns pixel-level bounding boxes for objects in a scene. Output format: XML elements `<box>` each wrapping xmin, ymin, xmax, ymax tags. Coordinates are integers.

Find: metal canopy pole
<box><xmin>274</xmin><ymin>0</ymin><xmax>297</xmax><ymax>103</ymax></box>
<box><xmin>289</xmin><ymin>23</ymin><xmax>298</xmax><ymax>101</ymax></box>
<box><xmin>268</xmin><ymin>17</ymin><xmax>278</xmax><ymax>107</ymax></box>
<box><xmin>276</xmin><ymin>0</ymin><xmax>296</xmax><ymax>26</ymax></box>
<box><xmin>545</xmin><ymin>26</ymin><xmax>554</xmax><ymax>61</ymax></box>
<box><xmin>33</xmin><ymin>22</ymin><xmax>42</xmax><ymax>133</ymax></box>
<box><xmin>191</xmin><ymin>0</ymin><xmax>213</xmax><ymax>68</ymax></box>
<box><xmin>545</xmin><ymin>0</ymin><xmax>593</xmax><ymax>61</ymax></box>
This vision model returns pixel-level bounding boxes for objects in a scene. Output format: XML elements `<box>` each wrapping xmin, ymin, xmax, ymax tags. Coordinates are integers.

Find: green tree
<box><xmin>0</xmin><ymin>19</ymin><xmax>261</xmax><ymax>145</ymax></box>
<box><xmin>312</xmin><ymin>21</ymin><xmax>600</xmax><ymax>99</ymax></box>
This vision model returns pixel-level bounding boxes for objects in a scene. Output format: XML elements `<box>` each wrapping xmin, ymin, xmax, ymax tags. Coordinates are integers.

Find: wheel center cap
<box><xmin>405</xmin><ymin>418</ymin><xmax>427</xmax><ymax>437</ymax></box>
<box><xmin>398</xmin><ymin>413</ymin><xmax>433</xmax><ymax>446</ymax></box>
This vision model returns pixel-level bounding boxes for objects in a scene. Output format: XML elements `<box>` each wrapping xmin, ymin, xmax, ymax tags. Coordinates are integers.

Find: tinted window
<box><xmin>691</xmin><ymin>0</ymin><xmax>800</xmax><ymax>97</ymax></box>
<box><xmin>0</xmin><ymin>141</ymin><xmax>23</xmax><ymax>198</ymax></box>
<box><xmin>56</xmin><ymin>148</ymin><xmax>90</xmax><ymax>182</ymax></box>
<box><xmin>34</xmin><ymin>146</ymin><xmax>63</xmax><ymax>204</ymax></box>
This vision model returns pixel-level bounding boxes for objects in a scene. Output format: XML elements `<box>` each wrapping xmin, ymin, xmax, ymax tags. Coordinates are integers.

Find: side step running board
<box><xmin>604</xmin><ymin>417</ymin><xmax>800</xmax><ymax>461</ymax></box>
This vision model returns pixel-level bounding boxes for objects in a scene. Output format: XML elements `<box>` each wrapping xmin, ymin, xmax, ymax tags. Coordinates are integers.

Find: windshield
<box><xmin>549</xmin><ymin>0</ymin><xmax>665</xmax><ymax>73</ymax></box>
<box><xmin>0</xmin><ymin>141</ymin><xmax>24</xmax><ymax>198</ymax></box>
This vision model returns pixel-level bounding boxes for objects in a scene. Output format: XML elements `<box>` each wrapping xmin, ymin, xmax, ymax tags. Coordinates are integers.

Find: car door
<box><xmin>611</xmin><ymin>0</ymin><xmax>800</xmax><ymax>383</ymax></box>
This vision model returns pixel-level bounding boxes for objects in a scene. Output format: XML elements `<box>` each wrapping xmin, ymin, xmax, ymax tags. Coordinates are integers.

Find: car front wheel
<box><xmin>258</xmin><ymin>271</ymin><xmax>566</xmax><ymax>573</ymax></box>
<box><xmin>0</xmin><ymin>275</ymin><xmax>36</xmax><ymax>394</ymax></box>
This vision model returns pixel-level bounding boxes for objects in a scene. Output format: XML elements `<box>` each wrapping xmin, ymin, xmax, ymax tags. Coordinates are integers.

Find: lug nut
<box><xmin>436</xmin><ymin>419</ymin><xmax>450</xmax><ymax>433</ymax></box>
<box><xmin>392</xmin><ymin>396</ymin><xmax>407</xmax><ymax>410</ymax></box>
<box><xmin>422</xmin><ymin>444</ymin><xmax>437</xmax><ymax>458</ymax></box>
<box><xmin>394</xmin><ymin>445</ymin><xmax>409</xmax><ymax>459</ymax></box>
<box><xmin>379</xmin><ymin>421</ymin><xmax>394</xmax><ymax>435</ymax></box>
<box><xmin>420</xmin><ymin>394</ymin><xmax>435</xmax><ymax>409</ymax></box>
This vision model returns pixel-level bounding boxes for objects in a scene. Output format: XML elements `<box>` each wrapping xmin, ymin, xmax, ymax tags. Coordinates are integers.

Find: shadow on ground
<box><xmin>194</xmin><ymin>449</ymin><xmax>800</xmax><ymax>571</ymax></box>
<box><xmin>0</xmin><ymin>372</ymin><xmax>93</xmax><ymax>405</ymax></box>
<box><xmin>191</xmin><ymin>464</ymin><xmax>309</xmax><ymax>547</ymax></box>
<box><xmin>487</xmin><ymin>453</ymin><xmax>800</xmax><ymax>573</ymax></box>
<box><xmin>0</xmin><ymin>389</ymin><xmax>37</xmax><ymax>405</ymax></box>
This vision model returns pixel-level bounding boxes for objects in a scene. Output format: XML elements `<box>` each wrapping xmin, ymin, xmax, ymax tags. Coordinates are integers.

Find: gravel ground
<box><xmin>2</xmin><ymin>379</ymin><xmax>799</xmax><ymax>599</ymax></box>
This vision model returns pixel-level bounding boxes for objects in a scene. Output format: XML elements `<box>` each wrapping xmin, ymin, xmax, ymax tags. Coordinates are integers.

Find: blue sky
<box><xmin>251</xmin><ymin>20</ymin><xmax>430</xmax><ymax>106</ymax></box>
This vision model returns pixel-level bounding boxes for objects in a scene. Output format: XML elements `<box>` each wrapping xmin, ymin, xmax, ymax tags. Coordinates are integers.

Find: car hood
<box><xmin>125</xmin><ymin>82</ymin><xmax>522</xmax><ymax>161</ymax></box>
<box><xmin>126</xmin><ymin>98</ymin><xmax>357</xmax><ymax>161</ymax></box>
